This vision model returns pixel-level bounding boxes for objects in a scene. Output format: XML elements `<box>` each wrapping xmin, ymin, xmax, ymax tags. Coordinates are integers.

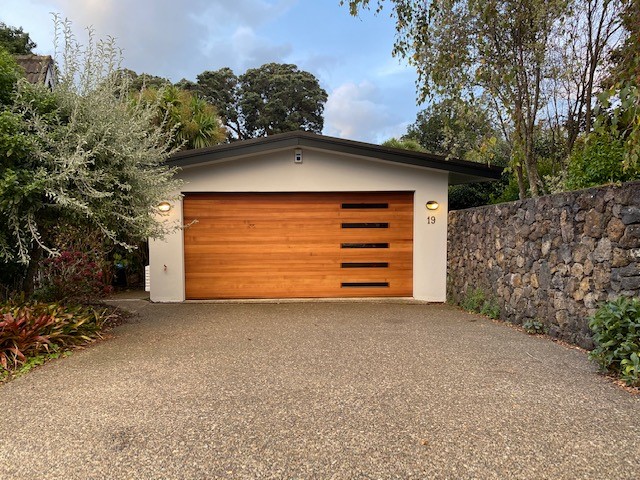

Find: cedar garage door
<box><xmin>183</xmin><ymin>192</ymin><xmax>413</xmax><ymax>299</ymax></box>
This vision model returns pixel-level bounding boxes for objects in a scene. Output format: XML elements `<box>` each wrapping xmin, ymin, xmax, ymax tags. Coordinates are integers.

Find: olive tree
<box><xmin>0</xmin><ymin>18</ymin><xmax>181</xmax><ymax>292</ymax></box>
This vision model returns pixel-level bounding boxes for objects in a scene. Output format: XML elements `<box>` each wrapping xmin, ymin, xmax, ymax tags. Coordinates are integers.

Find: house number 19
<box><xmin>427</xmin><ymin>216</ymin><xmax>436</xmax><ymax>224</ymax></box>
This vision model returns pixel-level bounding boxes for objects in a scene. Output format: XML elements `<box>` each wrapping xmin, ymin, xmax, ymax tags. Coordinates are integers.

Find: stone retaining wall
<box><xmin>447</xmin><ymin>181</ymin><xmax>640</xmax><ymax>348</ymax></box>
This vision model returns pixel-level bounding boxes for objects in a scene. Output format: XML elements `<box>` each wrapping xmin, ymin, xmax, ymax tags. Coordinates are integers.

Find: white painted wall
<box><xmin>149</xmin><ymin>147</ymin><xmax>449</xmax><ymax>302</ymax></box>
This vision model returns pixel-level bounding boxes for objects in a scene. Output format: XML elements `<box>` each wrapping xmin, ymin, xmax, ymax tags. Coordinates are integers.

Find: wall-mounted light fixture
<box><xmin>426</xmin><ymin>201</ymin><xmax>439</xmax><ymax>211</ymax></box>
<box><xmin>157</xmin><ymin>201</ymin><xmax>172</xmax><ymax>213</ymax></box>
<box><xmin>294</xmin><ymin>148</ymin><xmax>303</xmax><ymax>163</ymax></box>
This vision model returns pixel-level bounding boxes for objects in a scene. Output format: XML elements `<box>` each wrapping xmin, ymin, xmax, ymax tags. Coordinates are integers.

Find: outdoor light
<box><xmin>157</xmin><ymin>201</ymin><xmax>172</xmax><ymax>213</ymax></box>
<box><xmin>426</xmin><ymin>201</ymin><xmax>439</xmax><ymax>211</ymax></box>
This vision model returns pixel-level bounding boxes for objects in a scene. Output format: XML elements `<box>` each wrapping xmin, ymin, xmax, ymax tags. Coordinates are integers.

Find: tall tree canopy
<box><xmin>193</xmin><ymin>63</ymin><xmax>328</xmax><ymax>140</ymax></box>
<box><xmin>344</xmin><ymin>0</ymin><xmax>628</xmax><ymax>198</ymax></box>
<box><xmin>0</xmin><ymin>22</ymin><xmax>36</xmax><ymax>54</ymax></box>
<box><xmin>404</xmin><ymin>99</ymin><xmax>498</xmax><ymax>160</ymax></box>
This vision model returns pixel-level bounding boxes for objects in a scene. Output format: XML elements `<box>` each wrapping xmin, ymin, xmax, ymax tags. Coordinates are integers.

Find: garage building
<box><xmin>149</xmin><ymin>131</ymin><xmax>500</xmax><ymax>302</ymax></box>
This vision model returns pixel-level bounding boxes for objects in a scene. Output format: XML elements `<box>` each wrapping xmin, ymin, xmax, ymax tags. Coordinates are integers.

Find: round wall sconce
<box><xmin>157</xmin><ymin>201</ymin><xmax>172</xmax><ymax>213</ymax></box>
<box><xmin>426</xmin><ymin>201</ymin><xmax>439</xmax><ymax>211</ymax></box>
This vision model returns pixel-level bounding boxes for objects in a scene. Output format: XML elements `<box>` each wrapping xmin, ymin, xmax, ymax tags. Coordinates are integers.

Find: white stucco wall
<box><xmin>149</xmin><ymin>147</ymin><xmax>449</xmax><ymax>302</ymax></box>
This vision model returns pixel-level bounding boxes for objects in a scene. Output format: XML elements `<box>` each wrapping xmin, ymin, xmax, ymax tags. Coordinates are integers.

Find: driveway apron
<box><xmin>1</xmin><ymin>301</ymin><xmax>638</xmax><ymax>479</ymax></box>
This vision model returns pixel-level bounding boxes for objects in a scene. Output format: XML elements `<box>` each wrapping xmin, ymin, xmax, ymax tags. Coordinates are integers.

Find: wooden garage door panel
<box><xmin>184</xmin><ymin>192</ymin><xmax>413</xmax><ymax>299</ymax></box>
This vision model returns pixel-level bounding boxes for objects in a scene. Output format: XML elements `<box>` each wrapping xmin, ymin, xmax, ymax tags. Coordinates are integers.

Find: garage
<box><xmin>149</xmin><ymin>131</ymin><xmax>501</xmax><ymax>302</ymax></box>
<box><xmin>183</xmin><ymin>192</ymin><xmax>413</xmax><ymax>299</ymax></box>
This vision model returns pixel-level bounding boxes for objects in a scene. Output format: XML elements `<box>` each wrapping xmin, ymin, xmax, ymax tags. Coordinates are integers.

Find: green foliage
<box><xmin>381</xmin><ymin>137</ymin><xmax>424</xmax><ymax>151</ymax></box>
<box><xmin>449</xmin><ymin>180</ymin><xmax>510</xmax><ymax>210</ymax></box>
<box><xmin>0</xmin><ymin>302</ymin><xmax>110</xmax><ymax>373</ymax></box>
<box><xmin>490</xmin><ymin>171</ymin><xmax>523</xmax><ymax>204</ymax></box>
<box><xmin>589</xmin><ymin>296</ymin><xmax>640</xmax><ymax>386</ymax></box>
<box><xmin>460</xmin><ymin>287</ymin><xmax>500</xmax><ymax>319</ymax></box>
<box><xmin>195</xmin><ymin>67</ymin><xmax>240</xmax><ymax>137</ymax></box>
<box><xmin>523</xmin><ymin>320</ymin><xmax>547</xmax><ymax>335</ymax></box>
<box><xmin>0</xmin><ymin>47</ymin><xmax>23</xmax><ymax>105</ymax></box>
<box><xmin>480</xmin><ymin>299</ymin><xmax>501</xmax><ymax>320</ymax></box>
<box><xmin>9</xmin><ymin>350</ymin><xmax>72</xmax><ymax>380</ymax></box>
<box><xmin>138</xmin><ymin>85</ymin><xmax>226</xmax><ymax>150</ymax></box>
<box><xmin>121</xmin><ymin>69</ymin><xmax>171</xmax><ymax>92</ymax></box>
<box><xmin>344</xmin><ymin>0</ymin><xmax>573</xmax><ymax>197</ymax></box>
<box><xmin>394</xmin><ymin>97</ymin><xmax>510</xmax><ymax>209</ymax></box>
<box><xmin>0</xmin><ymin>22</ymin><xmax>36</xmax><ymax>55</ymax></box>
<box><xmin>239</xmin><ymin>63</ymin><xmax>328</xmax><ymax>138</ymax></box>
<box><xmin>596</xmin><ymin>84</ymin><xmax>640</xmax><ymax>175</ymax></box>
<box><xmin>193</xmin><ymin>63</ymin><xmax>328</xmax><ymax>140</ymax></box>
<box><xmin>405</xmin><ymin>98</ymin><xmax>498</xmax><ymax>160</ymax></box>
<box><xmin>0</xmin><ymin>17</ymin><xmax>182</xmax><ymax>274</ymax></box>
<box><xmin>564</xmin><ymin>133</ymin><xmax>637</xmax><ymax>190</ymax></box>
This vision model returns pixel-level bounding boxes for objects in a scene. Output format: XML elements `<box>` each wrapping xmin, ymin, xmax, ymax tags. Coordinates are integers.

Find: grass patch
<box><xmin>459</xmin><ymin>287</ymin><xmax>501</xmax><ymax>319</ymax></box>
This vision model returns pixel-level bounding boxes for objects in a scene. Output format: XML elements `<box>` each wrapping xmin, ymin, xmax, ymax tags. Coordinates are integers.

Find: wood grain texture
<box><xmin>183</xmin><ymin>192</ymin><xmax>413</xmax><ymax>298</ymax></box>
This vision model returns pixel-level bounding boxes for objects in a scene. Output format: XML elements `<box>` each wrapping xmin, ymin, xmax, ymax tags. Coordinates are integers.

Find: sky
<box><xmin>1</xmin><ymin>0</ymin><xmax>425</xmax><ymax>144</ymax></box>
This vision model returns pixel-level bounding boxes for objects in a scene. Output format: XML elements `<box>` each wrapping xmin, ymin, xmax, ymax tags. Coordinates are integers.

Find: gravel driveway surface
<box><xmin>1</xmin><ymin>300</ymin><xmax>638</xmax><ymax>479</ymax></box>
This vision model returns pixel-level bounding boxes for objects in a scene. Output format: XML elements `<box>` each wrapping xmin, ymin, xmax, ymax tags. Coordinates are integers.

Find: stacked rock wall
<box><xmin>447</xmin><ymin>181</ymin><xmax>640</xmax><ymax>348</ymax></box>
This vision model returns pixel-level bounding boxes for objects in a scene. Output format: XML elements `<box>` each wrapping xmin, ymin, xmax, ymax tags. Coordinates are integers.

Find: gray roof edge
<box><xmin>168</xmin><ymin>131</ymin><xmax>503</xmax><ymax>180</ymax></box>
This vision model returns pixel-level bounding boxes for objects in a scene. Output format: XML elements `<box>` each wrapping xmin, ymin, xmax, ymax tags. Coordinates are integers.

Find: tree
<box><xmin>344</xmin><ymin>0</ymin><xmax>571</xmax><ymax>198</ymax></box>
<box><xmin>389</xmin><ymin>98</ymin><xmax>511</xmax><ymax>208</ymax></box>
<box><xmin>194</xmin><ymin>63</ymin><xmax>328</xmax><ymax>140</ymax></box>
<box><xmin>381</xmin><ymin>137</ymin><xmax>424</xmax><ymax>151</ymax></box>
<box><xmin>547</xmin><ymin>0</ymin><xmax>623</xmax><ymax>154</ymax></box>
<box><xmin>121</xmin><ymin>69</ymin><xmax>171</xmax><ymax>92</ymax></box>
<box><xmin>405</xmin><ymin>99</ymin><xmax>498</xmax><ymax>159</ymax></box>
<box><xmin>0</xmin><ymin>18</ymin><xmax>181</xmax><ymax>292</ymax></box>
<box><xmin>195</xmin><ymin>68</ymin><xmax>242</xmax><ymax>139</ymax></box>
<box><xmin>595</xmin><ymin>0</ymin><xmax>640</xmax><ymax>172</ymax></box>
<box><xmin>0</xmin><ymin>47</ymin><xmax>22</xmax><ymax>105</ymax></box>
<box><xmin>239</xmin><ymin>63</ymin><xmax>328</xmax><ymax>137</ymax></box>
<box><xmin>138</xmin><ymin>84</ymin><xmax>226</xmax><ymax>150</ymax></box>
<box><xmin>0</xmin><ymin>22</ymin><xmax>36</xmax><ymax>54</ymax></box>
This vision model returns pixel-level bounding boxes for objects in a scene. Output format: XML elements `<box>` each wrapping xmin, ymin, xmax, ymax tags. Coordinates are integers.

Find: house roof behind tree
<box><xmin>14</xmin><ymin>54</ymin><xmax>56</xmax><ymax>89</ymax></box>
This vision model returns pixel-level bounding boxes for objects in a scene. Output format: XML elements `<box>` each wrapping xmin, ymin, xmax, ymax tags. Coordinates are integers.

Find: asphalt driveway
<box><xmin>1</xmin><ymin>300</ymin><xmax>638</xmax><ymax>479</ymax></box>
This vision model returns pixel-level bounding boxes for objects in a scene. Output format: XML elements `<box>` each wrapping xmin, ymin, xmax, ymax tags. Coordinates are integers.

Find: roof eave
<box><xmin>167</xmin><ymin>131</ymin><xmax>503</xmax><ymax>182</ymax></box>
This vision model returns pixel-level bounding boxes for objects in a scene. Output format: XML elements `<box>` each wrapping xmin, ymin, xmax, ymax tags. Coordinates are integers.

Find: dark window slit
<box><xmin>341</xmin><ymin>262</ymin><xmax>389</xmax><ymax>268</ymax></box>
<box><xmin>341</xmin><ymin>222</ymin><xmax>389</xmax><ymax>229</ymax></box>
<box><xmin>341</xmin><ymin>243</ymin><xmax>389</xmax><ymax>249</ymax></box>
<box><xmin>341</xmin><ymin>282</ymin><xmax>390</xmax><ymax>288</ymax></box>
<box><xmin>341</xmin><ymin>203</ymin><xmax>389</xmax><ymax>209</ymax></box>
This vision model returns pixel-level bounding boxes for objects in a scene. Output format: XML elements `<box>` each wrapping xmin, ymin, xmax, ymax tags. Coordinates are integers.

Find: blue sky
<box><xmin>2</xmin><ymin>0</ymin><xmax>424</xmax><ymax>143</ymax></box>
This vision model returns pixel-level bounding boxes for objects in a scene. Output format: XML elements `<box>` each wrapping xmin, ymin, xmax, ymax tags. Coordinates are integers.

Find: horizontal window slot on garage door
<box><xmin>341</xmin><ymin>222</ymin><xmax>389</xmax><ymax>229</ymax></box>
<box><xmin>341</xmin><ymin>282</ymin><xmax>389</xmax><ymax>288</ymax></box>
<box><xmin>341</xmin><ymin>203</ymin><xmax>389</xmax><ymax>209</ymax></box>
<box><xmin>341</xmin><ymin>262</ymin><xmax>389</xmax><ymax>268</ymax></box>
<box><xmin>341</xmin><ymin>243</ymin><xmax>389</xmax><ymax>249</ymax></box>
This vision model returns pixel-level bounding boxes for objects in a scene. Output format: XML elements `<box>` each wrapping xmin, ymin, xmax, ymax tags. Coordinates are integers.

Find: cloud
<box><xmin>203</xmin><ymin>26</ymin><xmax>293</xmax><ymax>73</ymax></box>
<box><xmin>3</xmin><ymin>0</ymin><xmax>420</xmax><ymax>143</ymax></box>
<box><xmin>324</xmin><ymin>81</ymin><xmax>408</xmax><ymax>144</ymax></box>
<box><xmin>14</xmin><ymin>0</ymin><xmax>297</xmax><ymax>81</ymax></box>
